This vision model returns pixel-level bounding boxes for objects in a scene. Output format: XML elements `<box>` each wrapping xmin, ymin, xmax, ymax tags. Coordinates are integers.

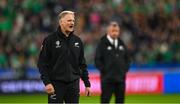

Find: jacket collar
<box><xmin>102</xmin><ymin>34</ymin><xmax>122</xmax><ymax>46</ymax></box>
<box><xmin>107</xmin><ymin>35</ymin><xmax>118</xmax><ymax>45</ymax></box>
<box><xmin>56</xmin><ymin>26</ymin><xmax>73</xmax><ymax>39</ymax></box>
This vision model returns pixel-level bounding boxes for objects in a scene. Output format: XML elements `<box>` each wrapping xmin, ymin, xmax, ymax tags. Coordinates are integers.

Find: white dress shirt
<box><xmin>107</xmin><ymin>35</ymin><xmax>118</xmax><ymax>49</ymax></box>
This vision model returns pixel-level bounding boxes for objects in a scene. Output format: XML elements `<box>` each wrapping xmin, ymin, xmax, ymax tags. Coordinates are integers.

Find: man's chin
<box><xmin>69</xmin><ymin>29</ymin><xmax>74</xmax><ymax>32</ymax></box>
<box><xmin>65</xmin><ymin>29</ymin><xmax>73</xmax><ymax>34</ymax></box>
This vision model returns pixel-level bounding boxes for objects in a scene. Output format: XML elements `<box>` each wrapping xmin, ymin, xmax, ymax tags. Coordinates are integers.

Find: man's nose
<box><xmin>71</xmin><ymin>21</ymin><xmax>74</xmax><ymax>25</ymax></box>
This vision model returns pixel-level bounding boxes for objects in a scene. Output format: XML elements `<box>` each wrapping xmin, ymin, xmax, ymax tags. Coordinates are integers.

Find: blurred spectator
<box><xmin>0</xmin><ymin>0</ymin><xmax>179</xmax><ymax>75</ymax></box>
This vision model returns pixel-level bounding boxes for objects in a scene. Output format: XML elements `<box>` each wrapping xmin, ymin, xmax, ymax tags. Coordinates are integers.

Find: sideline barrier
<box><xmin>0</xmin><ymin>71</ymin><xmax>180</xmax><ymax>94</ymax></box>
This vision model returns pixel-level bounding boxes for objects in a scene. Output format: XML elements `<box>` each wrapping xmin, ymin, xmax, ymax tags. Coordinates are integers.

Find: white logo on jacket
<box><xmin>50</xmin><ymin>94</ymin><xmax>57</xmax><ymax>100</ymax></box>
<box><xmin>119</xmin><ymin>45</ymin><xmax>124</xmax><ymax>50</ymax></box>
<box><xmin>74</xmin><ymin>42</ymin><xmax>79</xmax><ymax>48</ymax></box>
<box><xmin>107</xmin><ymin>46</ymin><xmax>112</xmax><ymax>50</ymax></box>
<box><xmin>55</xmin><ymin>41</ymin><xmax>61</xmax><ymax>48</ymax></box>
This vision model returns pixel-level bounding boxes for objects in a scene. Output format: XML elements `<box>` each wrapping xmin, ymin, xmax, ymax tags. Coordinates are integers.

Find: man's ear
<box><xmin>59</xmin><ymin>19</ymin><xmax>63</xmax><ymax>26</ymax></box>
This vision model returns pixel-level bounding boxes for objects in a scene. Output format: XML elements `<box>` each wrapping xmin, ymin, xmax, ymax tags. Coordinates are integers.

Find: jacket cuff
<box><xmin>42</xmin><ymin>78</ymin><xmax>51</xmax><ymax>86</ymax></box>
<box><xmin>84</xmin><ymin>80</ymin><xmax>91</xmax><ymax>87</ymax></box>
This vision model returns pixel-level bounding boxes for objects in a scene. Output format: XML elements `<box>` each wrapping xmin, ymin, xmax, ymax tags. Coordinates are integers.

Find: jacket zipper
<box><xmin>66</xmin><ymin>37</ymin><xmax>71</xmax><ymax>82</ymax></box>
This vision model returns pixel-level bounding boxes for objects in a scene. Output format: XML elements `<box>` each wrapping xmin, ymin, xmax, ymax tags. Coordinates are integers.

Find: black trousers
<box><xmin>48</xmin><ymin>79</ymin><xmax>80</xmax><ymax>104</ymax></box>
<box><xmin>101</xmin><ymin>81</ymin><xmax>125</xmax><ymax>104</ymax></box>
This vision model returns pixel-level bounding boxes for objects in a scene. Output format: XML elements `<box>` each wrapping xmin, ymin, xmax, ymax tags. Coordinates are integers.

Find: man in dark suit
<box><xmin>38</xmin><ymin>11</ymin><xmax>91</xmax><ymax>104</ymax></box>
<box><xmin>95</xmin><ymin>21</ymin><xmax>131</xmax><ymax>104</ymax></box>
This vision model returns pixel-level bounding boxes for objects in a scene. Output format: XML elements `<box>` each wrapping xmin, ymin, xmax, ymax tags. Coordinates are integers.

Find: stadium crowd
<box><xmin>0</xmin><ymin>0</ymin><xmax>179</xmax><ymax>71</ymax></box>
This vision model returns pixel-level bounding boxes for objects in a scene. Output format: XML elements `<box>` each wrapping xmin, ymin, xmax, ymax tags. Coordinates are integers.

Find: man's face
<box><xmin>59</xmin><ymin>14</ymin><xmax>75</xmax><ymax>33</ymax></box>
<box><xmin>107</xmin><ymin>22</ymin><xmax>120</xmax><ymax>39</ymax></box>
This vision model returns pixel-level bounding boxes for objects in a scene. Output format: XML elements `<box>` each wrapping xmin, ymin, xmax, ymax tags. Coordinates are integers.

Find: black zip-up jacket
<box><xmin>95</xmin><ymin>35</ymin><xmax>131</xmax><ymax>82</ymax></box>
<box><xmin>37</xmin><ymin>27</ymin><xmax>90</xmax><ymax>87</ymax></box>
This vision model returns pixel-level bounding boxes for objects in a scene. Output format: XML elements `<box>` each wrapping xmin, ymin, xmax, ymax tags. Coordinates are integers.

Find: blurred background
<box><xmin>0</xmin><ymin>0</ymin><xmax>180</xmax><ymax>103</ymax></box>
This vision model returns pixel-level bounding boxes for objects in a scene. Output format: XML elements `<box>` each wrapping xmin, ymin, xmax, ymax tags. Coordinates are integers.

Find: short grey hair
<box><xmin>58</xmin><ymin>11</ymin><xmax>74</xmax><ymax>20</ymax></box>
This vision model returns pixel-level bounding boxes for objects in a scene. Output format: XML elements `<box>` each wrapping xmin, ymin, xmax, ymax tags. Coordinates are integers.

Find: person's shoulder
<box><xmin>47</xmin><ymin>30</ymin><xmax>58</xmax><ymax>38</ymax></box>
<box><xmin>72</xmin><ymin>34</ymin><xmax>82</xmax><ymax>41</ymax></box>
<box><xmin>118</xmin><ymin>38</ymin><xmax>127</xmax><ymax>47</ymax></box>
<box><xmin>95</xmin><ymin>35</ymin><xmax>107</xmax><ymax>46</ymax></box>
<box><xmin>43</xmin><ymin>31</ymin><xmax>57</xmax><ymax>42</ymax></box>
<box><xmin>100</xmin><ymin>35</ymin><xmax>107</xmax><ymax>41</ymax></box>
<box><xmin>98</xmin><ymin>35</ymin><xmax>107</xmax><ymax>44</ymax></box>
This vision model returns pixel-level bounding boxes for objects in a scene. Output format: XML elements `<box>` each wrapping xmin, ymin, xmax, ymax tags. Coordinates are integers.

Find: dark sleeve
<box><xmin>123</xmin><ymin>43</ymin><xmax>131</xmax><ymax>72</ymax></box>
<box><xmin>79</xmin><ymin>41</ymin><xmax>91</xmax><ymax>87</ymax></box>
<box><xmin>125</xmin><ymin>51</ymin><xmax>131</xmax><ymax>72</ymax></box>
<box><xmin>95</xmin><ymin>41</ymin><xmax>104</xmax><ymax>72</ymax></box>
<box><xmin>37</xmin><ymin>37</ymin><xmax>51</xmax><ymax>86</ymax></box>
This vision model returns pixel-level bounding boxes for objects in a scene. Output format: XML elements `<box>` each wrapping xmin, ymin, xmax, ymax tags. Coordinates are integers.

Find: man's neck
<box><xmin>62</xmin><ymin>30</ymin><xmax>70</xmax><ymax>37</ymax></box>
<box><xmin>107</xmin><ymin>34</ymin><xmax>116</xmax><ymax>40</ymax></box>
<box><xmin>60</xmin><ymin>27</ymin><xmax>70</xmax><ymax>37</ymax></box>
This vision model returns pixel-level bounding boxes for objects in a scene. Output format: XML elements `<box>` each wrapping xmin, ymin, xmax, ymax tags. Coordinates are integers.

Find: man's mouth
<box><xmin>69</xmin><ymin>26</ymin><xmax>74</xmax><ymax>28</ymax></box>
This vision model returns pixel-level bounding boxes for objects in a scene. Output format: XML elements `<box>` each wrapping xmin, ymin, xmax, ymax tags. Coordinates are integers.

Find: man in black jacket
<box><xmin>37</xmin><ymin>11</ymin><xmax>91</xmax><ymax>103</ymax></box>
<box><xmin>95</xmin><ymin>21</ymin><xmax>131</xmax><ymax>104</ymax></box>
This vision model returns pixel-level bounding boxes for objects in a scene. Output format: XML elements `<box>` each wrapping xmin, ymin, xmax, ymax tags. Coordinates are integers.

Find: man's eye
<box><xmin>67</xmin><ymin>20</ymin><xmax>74</xmax><ymax>22</ymax></box>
